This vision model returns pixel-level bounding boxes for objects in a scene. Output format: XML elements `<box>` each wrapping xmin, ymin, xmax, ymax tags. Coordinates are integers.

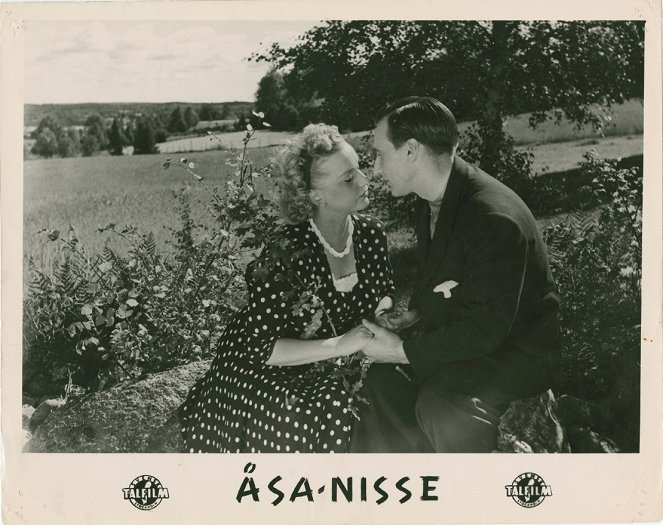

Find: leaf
<box><xmin>95</xmin><ymin>314</ymin><xmax>106</xmax><ymax>327</ymax></box>
<box><xmin>81</xmin><ymin>303</ymin><xmax>94</xmax><ymax>316</ymax></box>
<box><xmin>126</xmin><ymin>298</ymin><xmax>139</xmax><ymax>307</ymax></box>
<box><xmin>105</xmin><ymin>308</ymin><xmax>115</xmax><ymax>327</ymax></box>
<box><xmin>128</xmin><ymin>288</ymin><xmax>139</xmax><ymax>298</ymax></box>
<box><xmin>202</xmin><ymin>299</ymin><xmax>211</xmax><ymax>308</ymax></box>
<box><xmin>98</xmin><ymin>261</ymin><xmax>113</xmax><ymax>273</ymax></box>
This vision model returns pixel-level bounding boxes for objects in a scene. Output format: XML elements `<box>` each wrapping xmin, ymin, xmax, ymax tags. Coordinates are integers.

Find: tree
<box><xmin>133</xmin><ymin>117</ymin><xmax>159</xmax><ymax>155</ymax></box>
<box><xmin>80</xmin><ymin>115</ymin><xmax>109</xmax><ymax>156</ymax></box>
<box><xmin>31</xmin><ymin>116</ymin><xmax>62</xmax><ymax>139</ymax></box>
<box><xmin>31</xmin><ymin>127</ymin><xmax>59</xmax><ymax>158</ymax></box>
<box><xmin>198</xmin><ymin>103</ymin><xmax>219</xmax><ymax>121</ymax></box>
<box><xmin>58</xmin><ymin>128</ymin><xmax>80</xmax><ymax>158</ymax></box>
<box><xmin>254</xmin><ymin>68</ymin><xmax>301</xmax><ymax>130</ymax></box>
<box><xmin>183</xmin><ymin>106</ymin><xmax>199</xmax><ymax>130</ymax></box>
<box><xmin>168</xmin><ymin>106</ymin><xmax>188</xmax><ymax>133</ymax></box>
<box><xmin>252</xmin><ymin>21</ymin><xmax>644</xmax><ymax>176</ymax></box>
<box><xmin>108</xmin><ymin>118</ymin><xmax>129</xmax><ymax>156</ymax></box>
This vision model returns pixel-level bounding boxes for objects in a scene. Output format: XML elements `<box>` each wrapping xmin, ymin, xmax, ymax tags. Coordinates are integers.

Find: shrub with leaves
<box><xmin>24</xmin><ymin>117</ymin><xmax>276</xmax><ymax>398</ymax></box>
<box><xmin>543</xmin><ymin>151</ymin><xmax>641</xmax><ymax>451</ymax></box>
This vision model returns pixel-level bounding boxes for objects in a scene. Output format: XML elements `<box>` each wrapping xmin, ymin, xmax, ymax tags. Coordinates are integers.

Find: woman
<box><xmin>179</xmin><ymin>123</ymin><xmax>394</xmax><ymax>452</ymax></box>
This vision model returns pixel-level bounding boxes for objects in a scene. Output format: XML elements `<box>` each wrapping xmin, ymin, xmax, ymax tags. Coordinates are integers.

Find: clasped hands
<box><xmin>355</xmin><ymin>298</ymin><xmax>419</xmax><ymax>364</ymax></box>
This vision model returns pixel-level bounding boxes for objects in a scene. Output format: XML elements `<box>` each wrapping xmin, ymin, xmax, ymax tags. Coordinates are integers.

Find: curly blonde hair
<box><xmin>274</xmin><ymin>123</ymin><xmax>345</xmax><ymax>224</ymax></box>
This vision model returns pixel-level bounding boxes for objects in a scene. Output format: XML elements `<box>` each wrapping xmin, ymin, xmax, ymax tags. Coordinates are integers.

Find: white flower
<box><xmin>433</xmin><ymin>280</ymin><xmax>459</xmax><ymax>298</ymax></box>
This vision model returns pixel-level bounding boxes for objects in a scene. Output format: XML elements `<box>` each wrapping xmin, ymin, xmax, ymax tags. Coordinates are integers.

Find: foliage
<box><xmin>253</xmin><ymin>20</ymin><xmax>643</xmax><ymax>176</ymax></box>
<box><xmin>459</xmin><ymin>122</ymin><xmax>537</xmax><ymax>198</ymax></box>
<box><xmin>168</xmin><ymin>106</ymin><xmax>188</xmax><ymax>133</ymax></box>
<box><xmin>80</xmin><ymin>115</ymin><xmax>109</xmax><ymax>157</ymax></box>
<box><xmin>542</xmin><ymin>152</ymin><xmax>641</xmax><ymax>451</ymax></box>
<box><xmin>183</xmin><ymin>106</ymin><xmax>199</xmax><ymax>130</ymax></box>
<box><xmin>31</xmin><ymin>126</ymin><xmax>60</xmax><ymax>158</ymax></box>
<box><xmin>24</xmin><ymin>123</ymin><xmax>275</xmax><ymax>396</ymax></box>
<box><xmin>133</xmin><ymin>117</ymin><xmax>159</xmax><ymax>155</ymax></box>
<box><xmin>30</xmin><ymin>116</ymin><xmax>80</xmax><ymax>158</ymax></box>
<box><xmin>24</xmin><ymin>218</ymin><xmax>243</xmax><ymax>395</ymax></box>
<box><xmin>25</xmin><ymin>102</ymin><xmax>251</xmax><ymax>128</ymax></box>
<box><xmin>108</xmin><ymin>118</ymin><xmax>129</xmax><ymax>156</ymax></box>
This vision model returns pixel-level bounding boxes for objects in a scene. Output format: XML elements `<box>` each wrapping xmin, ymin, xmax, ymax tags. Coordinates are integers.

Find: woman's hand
<box><xmin>334</xmin><ymin>325</ymin><xmax>375</xmax><ymax>356</ymax></box>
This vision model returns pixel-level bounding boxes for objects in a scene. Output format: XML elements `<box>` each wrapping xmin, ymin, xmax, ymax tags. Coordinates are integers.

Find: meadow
<box><xmin>24</xmin><ymin>131</ymin><xmax>643</xmax><ymax>288</ymax></box>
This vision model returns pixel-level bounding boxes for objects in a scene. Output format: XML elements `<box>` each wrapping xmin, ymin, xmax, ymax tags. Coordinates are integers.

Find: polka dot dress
<box><xmin>179</xmin><ymin>214</ymin><xmax>394</xmax><ymax>453</ymax></box>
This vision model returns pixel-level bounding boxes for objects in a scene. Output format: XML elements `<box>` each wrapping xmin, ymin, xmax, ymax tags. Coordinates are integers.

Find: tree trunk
<box><xmin>478</xmin><ymin>21</ymin><xmax>510</xmax><ymax>176</ymax></box>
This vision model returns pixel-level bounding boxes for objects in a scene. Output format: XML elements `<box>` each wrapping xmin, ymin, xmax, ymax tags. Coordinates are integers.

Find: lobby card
<box><xmin>1</xmin><ymin>1</ymin><xmax>661</xmax><ymax>524</ymax></box>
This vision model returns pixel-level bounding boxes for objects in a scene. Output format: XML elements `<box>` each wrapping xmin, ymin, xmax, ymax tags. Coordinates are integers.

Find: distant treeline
<box><xmin>25</xmin><ymin>102</ymin><xmax>265</xmax><ymax>159</ymax></box>
<box><xmin>24</xmin><ymin>102</ymin><xmax>253</xmax><ymax>128</ymax></box>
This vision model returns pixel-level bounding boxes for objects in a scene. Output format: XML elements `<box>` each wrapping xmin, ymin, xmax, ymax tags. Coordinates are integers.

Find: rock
<box><xmin>496</xmin><ymin>390</ymin><xmax>571</xmax><ymax>453</ymax></box>
<box><xmin>26</xmin><ymin>360</ymin><xmax>579</xmax><ymax>454</ymax></box>
<box><xmin>28</xmin><ymin>398</ymin><xmax>65</xmax><ymax>432</ymax></box>
<box><xmin>22</xmin><ymin>405</ymin><xmax>36</xmax><ymax>428</ymax></box>
<box><xmin>565</xmin><ymin>426</ymin><xmax>620</xmax><ymax>453</ymax></box>
<box><xmin>25</xmin><ymin>360</ymin><xmax>210</xmax><ymax>453</ymax></box>
<box><xmin>555</xmin><ymin>394</ymin><xmax>602</xmax><ymax>428</ymax></box>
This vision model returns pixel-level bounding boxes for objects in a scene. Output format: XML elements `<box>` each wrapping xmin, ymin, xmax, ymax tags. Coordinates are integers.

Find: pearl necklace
<box><xmin>309</xmin><ymin>216</ymin><xmax>354</xmax><ymax>258</ymax></box>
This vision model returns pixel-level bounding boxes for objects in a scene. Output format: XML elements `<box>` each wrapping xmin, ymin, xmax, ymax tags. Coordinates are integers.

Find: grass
<box><xmin>24</xmin><ymin>131</ymin><xmax>642</xmax><ymax>291</ymax></box>
<box><xmin>23</xmin><ymin>146</ymin><xmax>279</xmax><ymax>279</ymax></box>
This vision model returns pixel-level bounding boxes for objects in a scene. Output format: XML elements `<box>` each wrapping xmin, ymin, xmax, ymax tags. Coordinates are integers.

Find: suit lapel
<box><xmin>414</xmin><ymin>196</ymin><xmax>430</xmax><ymax>265</ymax></box>
<box><xmin>414</xmin><ymin>156</ymin><xmax>469</xmax><ymax>297</ymax></box>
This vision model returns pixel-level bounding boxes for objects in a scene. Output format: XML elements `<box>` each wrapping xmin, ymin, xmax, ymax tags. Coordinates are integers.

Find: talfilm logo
<box><xmin>122</xmin><ymin>475</ymin><xmax>169</xmax><ymax>510</ymax></box>
<box><xmin>505</xmin><ymin>472</ymin><xmax>552</xmax><ymax>508</ymax></box>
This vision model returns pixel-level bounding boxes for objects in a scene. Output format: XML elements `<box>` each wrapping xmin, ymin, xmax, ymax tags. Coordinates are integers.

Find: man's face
<box><xmin>372</xmin><ymin>119</ymin><xmax>413</xmax><ymax>197</ymax></box>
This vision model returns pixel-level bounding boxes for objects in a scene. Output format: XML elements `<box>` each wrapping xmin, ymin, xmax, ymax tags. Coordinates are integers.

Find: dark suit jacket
<box><xmin>402</xmin><ymin>156</ymin><xmax>561</xmax><ymax>399</ymax></box>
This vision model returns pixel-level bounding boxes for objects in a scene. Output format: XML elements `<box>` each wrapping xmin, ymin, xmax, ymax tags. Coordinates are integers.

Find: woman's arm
<box><xmin>266</xmin><ymin>325</ymin><xmax>374</xmax><ymax>366</ymax></box>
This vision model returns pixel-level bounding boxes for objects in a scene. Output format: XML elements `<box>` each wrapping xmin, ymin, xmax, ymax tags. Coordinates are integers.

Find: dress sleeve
<box><xmin>242</xmin><ymin>252</ymin><xmax>297</xmax><ymax>366</ymax></box>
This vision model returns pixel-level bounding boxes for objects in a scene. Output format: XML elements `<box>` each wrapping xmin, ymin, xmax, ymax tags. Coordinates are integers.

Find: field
<box><xmin>24</xmin><ymin>131</ymin><xmax>643</xmax><ymax>290</ymax></box>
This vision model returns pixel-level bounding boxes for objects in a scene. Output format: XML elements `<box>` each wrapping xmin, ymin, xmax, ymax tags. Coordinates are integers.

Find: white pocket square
<box><xmin>433</xmin><ymin>280</ymin><xmax>459</xmax><ymax>298</ymax></box>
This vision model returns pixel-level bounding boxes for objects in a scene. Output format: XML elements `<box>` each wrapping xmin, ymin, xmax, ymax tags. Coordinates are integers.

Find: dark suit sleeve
<box><xmin>402</xmin><ymin>212</ymin><xmax>528</xmax><ymax>378</ymax></box>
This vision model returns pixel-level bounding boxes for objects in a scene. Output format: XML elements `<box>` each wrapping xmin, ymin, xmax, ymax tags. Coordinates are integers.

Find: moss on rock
<box><xmin>25</xmin><ymin>360</ymin><xmax>210</xmax><ymax>453</ymax></box>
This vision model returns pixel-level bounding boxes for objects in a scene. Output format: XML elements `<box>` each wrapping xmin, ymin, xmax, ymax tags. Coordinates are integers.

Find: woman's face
<box><xmin>311</xmin><ymin>142</ymin><xmax>369</xmax><ymax>215</ymax></box>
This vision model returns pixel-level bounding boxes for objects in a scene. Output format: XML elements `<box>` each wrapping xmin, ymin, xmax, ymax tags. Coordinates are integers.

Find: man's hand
<box><xmin>374</xmin><ymin>309</ymin><xmax>422</xmax><ymax>333</ymax></box>
<box><xmin>361</xmin><ymin>319</ymin><xmax>409</xmax><ymax>364</ymax></box>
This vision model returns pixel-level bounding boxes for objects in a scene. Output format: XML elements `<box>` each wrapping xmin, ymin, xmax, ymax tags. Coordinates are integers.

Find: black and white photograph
<box><xmin>2</xmin><ymin>2</ymin><xmax>661</xmax><ymax>524</ymax></box>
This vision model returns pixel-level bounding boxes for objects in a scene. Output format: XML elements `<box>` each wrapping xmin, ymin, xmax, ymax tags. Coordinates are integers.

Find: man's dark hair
<box><xmin>375</xmin><ymin>96</ymin><xmax>458</xmax><ymax>155</ymax></box>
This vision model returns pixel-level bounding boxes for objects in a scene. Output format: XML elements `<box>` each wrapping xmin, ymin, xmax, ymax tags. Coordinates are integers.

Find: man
<box><xmin>352</xmin><ymin>97</ymin><xmax>561</xmax><ymax>453</ymax></box>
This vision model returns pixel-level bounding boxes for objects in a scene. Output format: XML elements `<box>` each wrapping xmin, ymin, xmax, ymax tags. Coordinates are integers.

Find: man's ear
<box><xmin>405</xmin><ymin>138</ymin><xmax>421</xmax><ymax>162</ymax></box>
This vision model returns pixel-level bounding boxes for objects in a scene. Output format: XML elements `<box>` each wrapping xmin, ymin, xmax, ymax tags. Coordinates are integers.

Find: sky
<box><xmin>24</xmin><ymin>20</ymin><xmax>319</xmax><ymax>104</ymax></box>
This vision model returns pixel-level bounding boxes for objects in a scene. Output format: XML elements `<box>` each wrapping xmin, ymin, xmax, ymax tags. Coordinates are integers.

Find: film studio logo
<box><xmin>505</xmin><ymin>472</ymin><xmax>552</xmax><ymax>508</ymax></box>
<box><xmin>123</xmin><ymin>475</ymin><xmax>169</xmax><ymax>510</ymax></box>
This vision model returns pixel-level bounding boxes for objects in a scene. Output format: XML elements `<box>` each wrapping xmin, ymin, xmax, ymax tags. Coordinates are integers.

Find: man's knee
<box><xmin>415</xmin><ymin>383</ymin><xmax>505</xmax><ymax>453</ymax></box>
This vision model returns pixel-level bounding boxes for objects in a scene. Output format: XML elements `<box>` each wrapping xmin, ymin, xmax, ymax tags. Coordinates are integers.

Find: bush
<box><xmin>543</xmin><ymin>152</ymin><xmax>642</xmax><ymax>451</ymax></box>
<box><xmin>24</xmin><ymin>127</ymin><xmax>278</xmax><ymax>398</ymax></box>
